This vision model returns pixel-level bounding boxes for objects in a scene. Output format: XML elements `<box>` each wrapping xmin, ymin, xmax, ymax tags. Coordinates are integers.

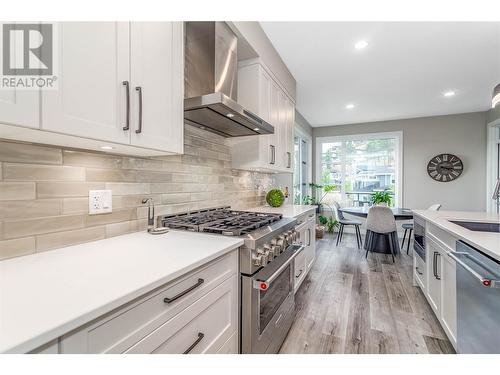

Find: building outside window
<box><xmin>316</xmin><ymin>132</ymin><xmax>403</xmax><ymax>207</ymax></box>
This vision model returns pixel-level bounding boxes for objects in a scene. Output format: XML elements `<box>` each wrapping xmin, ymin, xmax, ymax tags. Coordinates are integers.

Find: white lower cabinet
<box><xmin>413</xmin><ymin>226</ymin><xmax>457</xmax><ymax>349</ymax></box>
<box><xmin>427</xmin><ymin>237</ymin><xmax>442</xmax><ymax>312</ymax></box>
<box><xmin>304</xmin><ymin>214</ymin><xmax>316</xmax><ymax>270</ymax></box>
<box><xmin>294</xmin><ymin>211</ymin><xmax>316</xmax><ymax>293</ymax></box>
<box><xmin>32</xmin><ymin>251</ymin><xmax>239</xmax><ymax>354</ymax></box>
<box><xmin>440</xmin><ymin>245</ymin><xmax>457</xmax><ymax>344</ymax></box>
<box><xmin>125</xmin><ymin>275</ymin><xmax>237</xmax><ymax>354</ymax></box>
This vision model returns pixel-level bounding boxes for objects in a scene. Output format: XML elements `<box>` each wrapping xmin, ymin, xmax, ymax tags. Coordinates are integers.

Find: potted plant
<box><xmin>303</xmin><ymin>183</ymin><xmax>338</xmax><ymax>213</ymax></box>
<box><xmin>318</xmin><ymin>215</ymin><xmax>339</xmax><ymax>236</ymax></box>
<box><xmin>371</xmin><ymin>190</ymin><xmax>393</xmax><ymax>206</ymax></box>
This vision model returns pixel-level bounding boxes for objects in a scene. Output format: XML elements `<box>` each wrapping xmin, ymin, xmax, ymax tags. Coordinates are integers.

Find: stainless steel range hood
<box><xmin>184</xmin><ymin>22</ymin><xmax>274</xmax><ymax>137</ymax></box>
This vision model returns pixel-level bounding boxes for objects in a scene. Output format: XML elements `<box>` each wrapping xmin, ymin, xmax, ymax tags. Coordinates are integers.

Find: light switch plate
<box><xmin>89</xmin><ymin>190</ymin><xmax>112</xmax><ymax>215</ymax></box>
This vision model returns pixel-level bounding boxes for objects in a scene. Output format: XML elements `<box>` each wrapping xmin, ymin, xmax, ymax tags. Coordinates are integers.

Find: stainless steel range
<box><xmin>159</xmin><ymin>207</ymin><xmax>303</xmax><ymax>353</ymax></box>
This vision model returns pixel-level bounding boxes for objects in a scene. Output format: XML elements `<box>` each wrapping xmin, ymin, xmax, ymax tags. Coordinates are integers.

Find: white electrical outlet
<box><xmin>89</xmin><ymin>190</ymin><xmax>112</xmax><ymax>215</ymax></box>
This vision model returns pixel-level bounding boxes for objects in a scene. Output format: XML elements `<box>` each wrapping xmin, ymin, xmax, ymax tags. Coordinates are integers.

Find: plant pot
<box><xmin>315</xmin><ymin>225</ymin><xmax>325</xmax><ymax>239</ymax></box>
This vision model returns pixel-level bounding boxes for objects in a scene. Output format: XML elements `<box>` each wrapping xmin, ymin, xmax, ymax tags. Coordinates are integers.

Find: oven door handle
<box><xmin>253</xmin><ymin>245</ymin><xmax>304</xmax><ymax>290</ymax></box>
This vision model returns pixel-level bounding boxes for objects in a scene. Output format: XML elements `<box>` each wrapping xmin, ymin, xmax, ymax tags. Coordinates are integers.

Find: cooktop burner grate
<box><xmin>160</xmin><ymin>207</ymin><xmax>283</xmax><ymax>236</ymax></box>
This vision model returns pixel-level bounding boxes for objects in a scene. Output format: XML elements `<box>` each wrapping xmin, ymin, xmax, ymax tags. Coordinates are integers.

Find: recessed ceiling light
<box><xmin>100</xmin><ymin>146</ymin><xmax>114</xmax><ymax>150</ymax></box>
<box><xmin>354</xmin><ymin>40</ymin><xmax>368</xmax><ymax>50</ymax></box>
<box><xmin>226</xmin><ymin>113</ymin><xmax>235</xmax><ymax>118</ymax></box>
<box><xmin>443</xmin><ymin>91</ymin><xmax>456</xmax><ymax>97</ymax></box>
<box><xmin>253</xmin><ymin>127</ymin><xmax>260</xmax><ymax>131</ymax></box>
<box><xmin>346</xmin><ymin>103</ymin><xmax>355</xmax><ymax>109</ymax></box>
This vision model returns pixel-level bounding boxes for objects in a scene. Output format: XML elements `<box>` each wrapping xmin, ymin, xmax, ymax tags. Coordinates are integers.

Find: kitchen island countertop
<box><xmin>413</xmin><ymin>210</ymin><xmax>500</xmax><ymax>261</ymax></box>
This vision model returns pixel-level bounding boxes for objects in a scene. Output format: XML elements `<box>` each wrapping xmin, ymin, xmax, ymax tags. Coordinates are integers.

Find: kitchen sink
<box><xmin>449</xmin><ymin>220</ymin><xmax>500</xmax><ymax>233</ymax></box>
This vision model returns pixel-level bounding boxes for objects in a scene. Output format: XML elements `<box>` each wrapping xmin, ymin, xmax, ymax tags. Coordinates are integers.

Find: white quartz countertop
<box><xmin>247</xmin><ymin>204</ymin><xmax>317</xmax><ymax>218</ymax></box>
<box><xmin>0</xmin><ymin>230</ymin><xmax>243</xmax><ymax>354</ymax></box>
<box><xmin>413</xmin><ymin>210</ymin><xmax>500</xmax><ymax>261</ymax></box>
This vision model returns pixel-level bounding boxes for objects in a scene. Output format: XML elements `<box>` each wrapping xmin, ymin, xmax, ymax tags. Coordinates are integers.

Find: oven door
<box><xmin>241</xmin><ymin>244</ymin><xmax>304</xmax><ymax>353</ymax></box>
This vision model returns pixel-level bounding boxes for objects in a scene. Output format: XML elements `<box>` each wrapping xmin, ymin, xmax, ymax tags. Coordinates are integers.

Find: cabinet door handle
<box><xmin>135</xmin><ymin>86</ymin><xmax>143</xmax><ymax>134</ymax></box>
<box><xmin>415</xmin><ymin>266</ymin><xmax>423</xmax><ymax>275</ymax></box>
<box><xmin>287</xmin><ymin>152</ymin><xmax>291</xmax><ymax>168</ymax></box>
<box><xmin>163</xmin><ymin>278</ymin><xmax>204</xmax><ymax>304</ymax></box>
<box><xmin>270</xmin><ymin>145</ymin><xmax>276</xmax><ymax>165</ymax></box>
<box><xmin>433</xmin><ymin>252</ymin><xmax>441</xmax><ymax>280</ymax></box>
<box><xmin>307</xmin><ymin>228</ymin><xmax>311</xmax><ymax>246</ymax></box>
<box><xmin>122</xmin><ymin>81</ymin><xmax>130</xmax><ymax>131</ymax></box>
<box><xmin>435</xmin><ymin>252</ymin><xmax>441</xmax><ymax>280</ymax></box>
<box><xmin>295</xmin><ymin>269</ymin><xmax>303</xmax><ymax>279</ymax></box>
<box><xmin>183</xmin><ymin>332</ymin><xmax>204</xmax><ymax>354</ymax></box>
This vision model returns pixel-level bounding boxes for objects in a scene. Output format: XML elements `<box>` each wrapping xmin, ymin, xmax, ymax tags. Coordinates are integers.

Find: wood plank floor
<box><xmin>279</xmin><ymin>234</ymin><xmax>455</xmax><ymax>354</ymax></box>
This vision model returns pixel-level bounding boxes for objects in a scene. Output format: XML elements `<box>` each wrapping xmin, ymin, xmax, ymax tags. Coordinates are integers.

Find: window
<box><xmin>316</xmin><ymin>132</ymin><xmax>402</xmax><ymax>207</ymax></box>
<box><xmin>293</xmin><ymin>130</ymin><xmax>311</xmax><ymax>204</ymax></box>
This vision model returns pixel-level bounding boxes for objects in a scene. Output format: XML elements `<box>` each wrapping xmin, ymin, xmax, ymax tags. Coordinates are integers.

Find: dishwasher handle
<box><xmin>448</xmin><ymin>252</ymin><xmax>500</xmax><ymax>288</ymax></box>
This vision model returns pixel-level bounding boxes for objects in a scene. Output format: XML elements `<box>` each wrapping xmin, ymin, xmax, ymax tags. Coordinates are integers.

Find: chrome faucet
<box><xmin>142</xmin><ymin>198</ymin><xmax>169</xmax><ymax>235</ymax></box>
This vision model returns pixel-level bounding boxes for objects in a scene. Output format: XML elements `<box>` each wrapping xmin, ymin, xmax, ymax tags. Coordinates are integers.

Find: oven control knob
<box><xmin>263</xmin><ymin>244</ymin><xmax>274</xmax><ymax>258</ymax></box>
<box><xmin>253</xmin><ymin>254</ymin><xmax>264</xmax><ymax>266</ymax></box>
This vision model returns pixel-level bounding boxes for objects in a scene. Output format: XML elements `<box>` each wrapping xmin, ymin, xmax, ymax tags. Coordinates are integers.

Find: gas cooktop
<box><xmin>160</xmin><ymin>207</ymin><xmax>283</xmax><ymax>236</ymax></box>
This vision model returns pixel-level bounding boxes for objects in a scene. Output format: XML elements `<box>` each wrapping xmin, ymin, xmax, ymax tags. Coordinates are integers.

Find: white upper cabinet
<box><xmin>129</xmin><ymin>22</ymin><xmax>183</xmax><ymax>153</ymax></box>
<box><xmin>0</xmin><ymin>23</ymin><xmax>40</xmax><ymax>129</ymax></box>
<box><xmin>0</xmin><ymin>22</ymin><xmax>183</xmax><ymax>157</ymax></box>
<box><xmin>230</xmin><ymin>59</ymin><xmax>294</xmax><ymax>173</ymax></box>
<box><xmin>42</xmin><ymin>22</ymin><xmax>131</xmax><ymax>144</ymax></box>
<box><xmin>0</xmin><ymin>88</ymin><xmax>39</xmax><ymax>130</ymax></box>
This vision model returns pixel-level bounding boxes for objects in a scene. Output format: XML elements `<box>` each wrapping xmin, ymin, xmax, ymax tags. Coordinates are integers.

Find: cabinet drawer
<box><xmin>427</xmin><ymin>223</ymin><xmax>455</xmax><ymax>252</ymax></box>
<box><xmin>124</xmin><ymin>275</ymin><xmax>238</xmax><ymax>354</ymax></box>
<box><xmin>414</xmin><ymin>253</ymin><xmax>426</xmax><ymax>290</ymax></box>
<box><xmin>62</xmin><ymin>251</ymin><xmax>237</xmax><ymax>353</ymax></box>
<box><xmin>216</xmin><ymin>331</ymin><xmax>238</xmax><ymax>354</ymax></box>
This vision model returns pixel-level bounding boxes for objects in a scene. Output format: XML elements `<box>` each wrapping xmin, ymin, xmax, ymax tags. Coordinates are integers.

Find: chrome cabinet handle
<box><xmin>135</xmin><ymin>86</ymin><xmax>143</xmax><ymax>134</ymax></box>
<box><xmin>122</xmin><ymin>81</ymin><xmax>130</xmax><ymax>131</ymax></box>
<box><xmin>269</xmin><ymin>145</ymin><xmax>276</xmax><ymax>165</ymax></box>
<box><xmin>449</xmin><ymin>252</ymin><xmax>500</xmax><ymax>288</ymax></box>
<box><xmin>164</xmin><ymin>278</ymin><xmax>204</xmax><ymax>304</ymax></box>
<box><xmin>183</xmin><ymin>332</ymin><xmax>204</xmax><ymax>354</ymax></box>
<box><xmin>287</xmin><ymin>152</ymin><xmax>291</xmax><ymax>168</ymax></box>
<box><xmin>295</xmin><ymin>269</ymin><xmax>303</xmax><ymax>279</ymax></box>
<box><xmin>307</xmin><ymin>228</ymin><xmax>312</xmax><ymax>246</ymax></box>
<box><xmin>415</xmin><ymin>266</ymin><xmax>423</xmax><ymax>275</ymax></box>
<box><xmin>434</xmin><ymin>252</ymin><xmax>441</xmax><ymax>280</ymax></box>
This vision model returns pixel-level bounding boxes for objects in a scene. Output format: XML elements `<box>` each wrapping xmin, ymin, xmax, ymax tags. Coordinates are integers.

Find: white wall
<box><xmin>313</xmin><ymin>112</ymin><xmax>487</xmax><ymax>211</ymax></box>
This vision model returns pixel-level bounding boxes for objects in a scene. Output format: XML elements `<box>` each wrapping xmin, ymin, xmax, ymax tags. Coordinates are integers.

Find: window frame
<box><xmin>315</xmin><ymin>131</ymin><xmax>403</xmax><ymax>207</ymax></box>
<box><xmin>294</xmin><ymin>125</ymin><xmax>313</xmax><ymax>204</ymax></box>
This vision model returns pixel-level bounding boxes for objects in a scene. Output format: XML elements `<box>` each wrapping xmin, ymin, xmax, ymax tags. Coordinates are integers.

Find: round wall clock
<box><xmin>427</xmin><ymin>154</ymin><xmax>463</xmax><ymax>182</ymax></box>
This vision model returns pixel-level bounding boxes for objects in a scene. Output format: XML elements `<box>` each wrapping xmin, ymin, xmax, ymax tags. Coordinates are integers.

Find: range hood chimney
<box><xmin>184</xmin><ymin>22</ymin><xmax>274</xmax><ymax>137</ymax></box>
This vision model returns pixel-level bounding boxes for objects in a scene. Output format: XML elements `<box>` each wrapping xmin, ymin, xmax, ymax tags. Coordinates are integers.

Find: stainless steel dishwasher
<box><xmin>449</xmin><ymin>241</ymin><xmax>500</xmax><ymax>353</ymax></box>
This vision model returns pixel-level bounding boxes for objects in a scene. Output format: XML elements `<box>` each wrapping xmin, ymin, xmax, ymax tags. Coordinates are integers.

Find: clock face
<box><xmin>427</xmin><ymin>154</ymin><xmax>463</xmax><ymax>182</ymax></box>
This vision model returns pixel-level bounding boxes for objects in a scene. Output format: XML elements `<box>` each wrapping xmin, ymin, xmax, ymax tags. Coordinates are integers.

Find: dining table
<box><xmin>338</xmin><ymin>206</ymin><xmax>413</xmax><ymax>220</ymax></box>
<box><xmin>337</xmin><ymin>206</ymin><xmax>413</xmax><ymax>254</ymax></box>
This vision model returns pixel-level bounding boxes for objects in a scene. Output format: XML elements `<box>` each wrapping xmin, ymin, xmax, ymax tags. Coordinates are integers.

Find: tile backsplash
<box><xmin>0</xmin><ymin>125</ymin><xmax>275</xmax><ymax>260</ymax></box>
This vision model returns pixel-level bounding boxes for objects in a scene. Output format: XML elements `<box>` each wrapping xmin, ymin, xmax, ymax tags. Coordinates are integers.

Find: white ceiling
<box><xmin>260</xmin><ymin>22</ymin><xmax>500</xmax><ymax>127</ymax></box>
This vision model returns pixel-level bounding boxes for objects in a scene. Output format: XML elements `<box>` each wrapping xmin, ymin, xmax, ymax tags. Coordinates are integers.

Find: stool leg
<box><xmin>336</xmin><ymin>224</ymin><xmax>343</xmax><ymax>246</ymax></box>
<box><xmin>355</xmin><ymin>226</ymin><xmax>361</xmax><ymax>249</ymax></box>
<box><xmin>407</xmin><ymin>228</ymin><xmax>413</xmax><ymax>254</ymax></box>
<box><xmin>401</xmin><ymin>228</ymin><xmax>407</xmax><ymax>250</ymax></box>
<box><xmin>388</xmin><ymin>233</ymin><xmax>396</xmax><ymax>263</ymax></box>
